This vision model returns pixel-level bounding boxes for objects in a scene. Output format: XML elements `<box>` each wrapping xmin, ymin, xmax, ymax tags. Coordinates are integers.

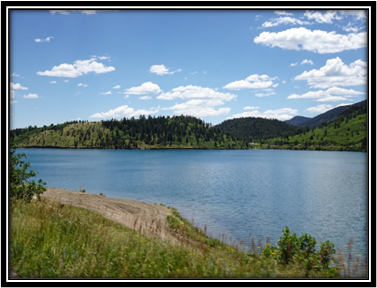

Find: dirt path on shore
<box><xmin>41</xmin><ymin>187</ymin><xmax>175</xmax><ymax>242</ymax></box>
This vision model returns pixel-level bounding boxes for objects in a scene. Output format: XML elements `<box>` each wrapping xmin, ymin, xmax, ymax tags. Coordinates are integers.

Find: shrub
<box><xmin>10</xmin><ymin>144</ymin><xmax>46</xmax><ymax>202</ymax></box>
<box><xmin>262</xmin><ymin>227</ymin><xmax>339</xmax><ymax>277</ymax></box>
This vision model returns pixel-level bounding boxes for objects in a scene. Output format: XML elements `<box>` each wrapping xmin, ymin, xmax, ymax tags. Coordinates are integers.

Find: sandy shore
<box><xmin>41</xmin><ymin>187</ymin><xmax>175</xmax><ymax>241</ymax></box>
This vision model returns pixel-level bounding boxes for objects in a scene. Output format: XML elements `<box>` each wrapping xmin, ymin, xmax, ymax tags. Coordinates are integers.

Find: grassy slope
<box><xmin>11</xmin><ymin>198</ymin><xmax>350</xmax><ymax>278</ymax></box>
<box><xmin>258</xmin><ymin>113</ymin><xmax>367</xmax><ymax>152</ymax></box>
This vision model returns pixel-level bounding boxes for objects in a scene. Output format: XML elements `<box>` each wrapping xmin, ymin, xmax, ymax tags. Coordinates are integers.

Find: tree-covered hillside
<box><xmin>11</xmin><ymin>115</ymin><xmax>250</xmax><ymax>150</ymax></box>
<box><xmin>214</xmin><ymin>117</ymin><xmax>301</xmax><ymax>142</ymax></box>
<box><xmin>259</xmin><ymin>106</ymin><xmax>367</xmax><ymax>152</ymax></box>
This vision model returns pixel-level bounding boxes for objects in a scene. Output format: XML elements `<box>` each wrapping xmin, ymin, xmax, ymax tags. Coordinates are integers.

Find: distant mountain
<box><xmin>285</xmin><ymin>116</ymin><xmax>311</xmax><ymax>127</ymax></box>
<box><xmin>286</xmin><ymin>100</ymin><xmax>367</xmax><ymax>129</ymax></box>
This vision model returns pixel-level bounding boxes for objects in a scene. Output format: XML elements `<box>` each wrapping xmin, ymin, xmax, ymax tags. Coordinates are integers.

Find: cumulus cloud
<box><xmin>291</xmin><ymin>63</ymin><xmax>298</xmax><ymax>67</ymax></box>
<box><xmin>303</xmin><ymin>10</ymin><xmax>341</xmax><ymax>24</ymax></box>
<box><xmin>10</xmin><ymin>82</ymin><xmax>28</xmax><ymax>90</ymax></box>
<box><xmin>78</xmin><ymin>83</ymin><xmax>88</xmax><ymax>87</ymax></box>
<box><xmin>301</xmin><ymin>59</ymin><xmax>314</xmax><ymax>65</ymax></box>
<box><xmin>50</xmin><ymin>81</ymin><xmax>57</xmax><ymax>84</ymax></box>
<box><xmin>306</xmin><ymin>104</ymin><xmax>333</xmax><ymax>113</ymax></box>
<box><xmin>244</xmin><ymin>106</ymin><xmax>260</xmax><ymax>110</ymax></box>
<box><xmin>149</xmin><ymin>64</ymin><xmax>181</xmax><ymax>76</ymax></box>
<box><xmin>23</xmin><ymin>93</ymin><xmax>39</xmax><ymax>99</ymax></box>
<box><xmin>254</xmin><ymin>27</ymin><xmax>366</xmax><ymax>54</ymax></box>
<box><xmin>287</xmin><ymin>87</ymin><xmax>364</xmax><ymax>101</ymax></box>
<box><xmin>157</xmin><ymin>85</ymin><xmax>236</xmax><ymax>118</ymax></box>
<box><xmin>113</xmin><ymin>85</ymin><xmax>121</xmax><ymax>89</ymax></box>
<box><xmin>255</xmin><ymin>92</ymin><xmax>275</xmax><ymax>97</ymax></box>
<box><xmin>35</xmin><ymin>36</ymin><xmax>53</xmax><ymax>42</ymax></box>
<box><xmin>163</xmin><ymin>99</ymin><xmax>231</xmax><ymax>118</ymax></box>
<box><xmin>10</xmin><ymin>90</ymin><xmax>15</xmax><ymax>98</ymax></box>
<box><xmin>223</xmin><ymin>74</ymin><xmax>276</xmax><ymax>90</ymax></box>
<box><xmin>157</xmin><ymin>85</ymin><xmax>236</xmax><ymax>101</ymax></box>
<box><xmin>37</xmin><ymin>57</ymin><xmax>115</xmax><ymax>78</ymax></box>
<box><xmin>101</xmin><ymin>91</ymin><xmax>112</xmax><ymax>95</ymax></box>
<box><xmin>228</xmin><ymin>107</ymin><xmax>298</xmax><ymax>121</ymax></box>
<box><xmin>89</xmin><ymin>105</ymin><xmax>159</xmax><ymax>119</ymax></box>
<box><xmin>124</xmin><ymin>82</ymin><xmax>162</xmax><ymax>95</ymax></box>
<box><xmin>294</xmin><ymin>57</ymin><xmax>367</xmax><ymax>88</ymax></box>
<box><xmin>11</xmin><ymin>72</ymin><xmax>20</xmax><ymax>77</ymax></box>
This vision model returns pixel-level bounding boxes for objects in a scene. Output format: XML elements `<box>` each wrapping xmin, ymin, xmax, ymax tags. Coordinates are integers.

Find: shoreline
<box><xmin>40</xmin><ymin>187</ymin><xmax>177</xmax><ymax>241</ymax></box>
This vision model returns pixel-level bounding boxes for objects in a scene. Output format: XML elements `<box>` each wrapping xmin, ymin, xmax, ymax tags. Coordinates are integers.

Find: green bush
<box><xmin>262</xmin><ymin>227</ymin><xmax>339</xmax><ymax>277</ymax></box>
<box><xmin>10</xmin><ymin>144</ymin><xmax>46</xmax><ymax>202</ymax></box>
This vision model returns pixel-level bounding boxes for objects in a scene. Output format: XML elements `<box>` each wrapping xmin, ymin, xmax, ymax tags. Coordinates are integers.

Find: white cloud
<box><xmin>124</xmin><ymin>82</ymin><xmax>162</xmax><ymax>95</ymax></box>
<box><xmin>35</xmin><ymin>36</ymin><xmax>53</xmax><ymax>43</ymax></box>
<box><xmin>163</xmin><ymin>99</ymin><xmax>231</xmax><ymax>118</ymax></box>
<box><xmin>157</xmin><ymin>85</ymin><xmax>236</xmax><ymax>118</ymax></box>
<box><xmin>64</xmin><ymin>80</ymin><xmax>69</xmax><ymax>82</ymax></box>
<box><xmin>254</xmin><ymin>27</ymin><xmax>366</xmax><ymax>54</ymax></box>
<box><xmin>223</xmin><ymin>74</ymin><xmax>275</xmax><ymax>90</ymax></box>
<box><xmin>149</xmin><ymin>64</ymin><xmax>181</xmax><ymax>76</ymax></box>
<box><xmin>139</xmin><ymin>96</ymin><xmax>152</xmax><ymax>100</ymax></box>
<box><xmin>157</xmin><ymin>85</ymin><xmax>236</xmax><ymax>101</ymax></box>
<box><xmin>255</xmin><ymin>92</ymin><xmax>275</xmax><ymax>97</ymax></box>
<box><xmin>261</xmin><ymin>16</ymin><xmax>310</xmax><ymax>28</ymax></box>
<box><xmin>23</xmin><ymin>93</ymin><xmax>39</xmax><ymax>99</ymax></box>
<box><xmin>291</xmin><ymin>62</ymin><xmax>298</xmax><ymax>67</ymax></box>
<box><xmin>78</xmin><ymin>83</ymin><xmax>88</xmax><ymax>87</ymax></box>
<box><xmin>288</xmin><ymin>87</ymin><xmax>364</xmax><ymax>101</ymax></box>
<box><xmin>50</xmin><ymin>81</ymin><xmax>57</xmax><ymax>84</ymax></box>
<box><xmin>124</xmin><ymin>95</ymin><xmax>130</xmax><ymax>99</ymax></box>
<box><xmin>244</xmin><ymin>106</ymin><xmax>260</xmax><ymax>110</ymax></box>
<box><xmin>294</xmin><ymin>57</ymin><xmax>367</xmax><ymax>88</ymax></box>
<box><xmin>113</xmin><ymin>85</ymin><xmax>121</xmax><ymax>89</ymax></box>
<box><xmin>11</xmin><ymin>72</ymin><xmax>20</xmax><ymax>77</ymax></box>
<box><xmin>10</xmin><ymin>90</ymin><xmax>15</xmax><ymax>98</ymax></box>
<box><xmin>10</xmin><ymin>82</ymin><xmax>28</xmax><ymax>90</ymax></box>
<box><xmin>10</xmin><ymin>100</ymin><xmax>17</xmax><ymax>105</ymax></box>
<box><xmin>339</xmin><ymin>10</ymin><xmax>367</xmax><ymax>20</ymax></box>
<box><xmin>228</xmin><ymin>107</ymin><xmax>298</xmax><ymax>121</ymax></box>
<box><xmin>303</xmin><ymin>10</ymin><xmax>342</xmax><ymax>24</ymax></box>
<box><xmin>274</xmin><ymin>11</ymin><xmax>293</xmax><ymax>16</ymax></box>
<box><xmin>101</xmin><ymin>91</ymin><xmax>112</xmax><ymax>95</ymax></box>
<box><xmin>37</xmin><ymin>58</ymin><xmax>115</xmax><ymax>78</ymax></box>
<box><xmin>306</xmin><ymin>104</ymin><xmax>333</xmax><ymax>114</ymax></box>
<box><xmin>89</xmin><ymin>105</ymin><xmax>159</xmax><ymax>119</ymax></box>
<box><xmin>301</xmin><ymin>59</ymin><xmax>314</xmax><ymax>65</ymax></box>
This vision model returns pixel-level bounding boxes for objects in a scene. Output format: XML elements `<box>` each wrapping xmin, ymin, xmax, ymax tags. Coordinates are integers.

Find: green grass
<box><xmin>260</xmin><ymin>113</ymin><xmax>367</xmax><ymax>152</ymax></box>
<box><xmin>10</xmin><ymin>197</ymin><xmax>367</xmax><ymax>278</ymax></box>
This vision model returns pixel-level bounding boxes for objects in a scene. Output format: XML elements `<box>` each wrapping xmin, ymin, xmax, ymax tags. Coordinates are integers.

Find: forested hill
<box><xmin>260</xmin><ymin>104</ymin><xmax>367</xmax><ymax>152</ymax></box>
<box><xmin>11</xmin><ymin>115</ymin><xmax>250</xmax><ymax>150</ymax></box>
<box><xmin>214</xmin><ymin>117</ymin><xmax>301</xmax><ymax>142</ymax></box>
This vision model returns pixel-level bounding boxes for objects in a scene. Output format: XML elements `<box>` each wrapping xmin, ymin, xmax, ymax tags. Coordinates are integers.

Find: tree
<box><xmin>10</xmin><ymin>144</ymin><xmax>46</xmax><ymax>201</ymax></box>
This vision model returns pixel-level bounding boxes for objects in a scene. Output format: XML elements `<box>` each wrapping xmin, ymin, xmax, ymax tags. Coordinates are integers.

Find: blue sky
<box><xmin>9</xmin><ymin>9</ymin><xmax>368</xmax><ymax>129</ymax></box>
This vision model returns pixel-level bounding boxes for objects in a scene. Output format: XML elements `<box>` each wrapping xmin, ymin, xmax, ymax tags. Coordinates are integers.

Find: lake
<box><xmin>16</xmin><ymin>148</ymin><xmax>368</xmax><ymax>259</ymax></box>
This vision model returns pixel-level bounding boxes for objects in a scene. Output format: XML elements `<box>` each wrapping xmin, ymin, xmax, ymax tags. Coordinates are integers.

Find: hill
<box><xmin>260</xmin><ymin>105</ymin><xmax>367</xmax><ymax>152</ymax></box>
<box><xmin>214</xmin><ymin>117</ymin><xmax>299</xmax><ymax>142</ymax></box>
<box><xmin>10</xmin><ymin>115</ymin><xmax>250</xmax><ymax>150</ymax></box>
<box><xmin>286</xmin><ymin>100</ymin><xmax>367</xmax><ymax>129</ymax></box>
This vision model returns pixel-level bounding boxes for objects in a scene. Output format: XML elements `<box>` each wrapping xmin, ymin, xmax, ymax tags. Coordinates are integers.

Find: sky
<box><xmin>9</xmin><ymin>8</ymin><xmax>368</xmax><ymax>129</ymax></box>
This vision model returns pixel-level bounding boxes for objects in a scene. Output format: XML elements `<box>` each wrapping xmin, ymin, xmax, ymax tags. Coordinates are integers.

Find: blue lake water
<box><xmin>17</xmin><ymin>148</ymin><xmax>368</xmax><ymax>259</ymax></box>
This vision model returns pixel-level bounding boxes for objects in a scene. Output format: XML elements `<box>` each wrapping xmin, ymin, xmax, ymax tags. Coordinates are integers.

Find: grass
<box><xmin>9</xmin><ymin>198</ymin><xmax>366</xmax><ymax>279</ymax></box>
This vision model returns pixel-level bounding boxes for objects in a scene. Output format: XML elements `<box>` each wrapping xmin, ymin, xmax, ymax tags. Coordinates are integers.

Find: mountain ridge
<box><xmin>286</xmin><ymin>100</ymin><xmax>367</xmax><ymax>128</ymax></box>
